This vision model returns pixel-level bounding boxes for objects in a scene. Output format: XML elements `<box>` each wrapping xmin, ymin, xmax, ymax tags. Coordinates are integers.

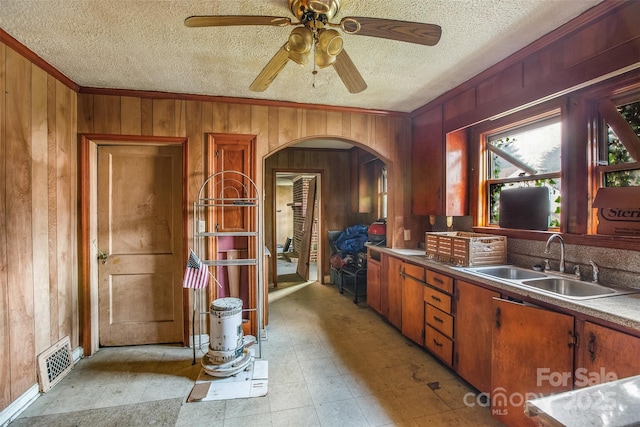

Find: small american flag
<box><xmin>183</xmin><ymin>250</ymin><xmax>209</xmax><ymax>289</ymax></box>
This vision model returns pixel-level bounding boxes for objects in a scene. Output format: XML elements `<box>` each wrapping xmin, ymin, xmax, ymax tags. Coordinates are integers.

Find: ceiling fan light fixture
<box><xmin>319</xmin><ymin>29</ymin><xmax>343</xmax><ymax>56</ymax></box>
<box><xmin>315</xmin><ymin>49</ymin><xmax>337</xmax><ymax>68</ymax></box>
<box><xmin>287</xmin><ymin>27</ymin><xmax>313</xmax><ymax>65</ymax></box>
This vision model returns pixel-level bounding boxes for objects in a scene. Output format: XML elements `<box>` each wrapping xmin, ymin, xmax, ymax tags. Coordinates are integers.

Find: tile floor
<box><xmin>12</xmin><ymin>279</ymin><xmax>504</xmax><ymax>426</ymax></box>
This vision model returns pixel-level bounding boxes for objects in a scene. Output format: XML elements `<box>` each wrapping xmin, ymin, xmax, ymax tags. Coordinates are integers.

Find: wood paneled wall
<box><xmin>77</xmin><ymin>93</ymin><xmax>414</xmax><ymax>283</ymax></box>
<box><xmin>0</xmin><ymin>43</ymin><xmax>78</xmax><ymax>410</ymax></box>
<box><xmin>413</xmin><ymin>1</ymin><xmax>640</xmax><ymax>132</ymax></box>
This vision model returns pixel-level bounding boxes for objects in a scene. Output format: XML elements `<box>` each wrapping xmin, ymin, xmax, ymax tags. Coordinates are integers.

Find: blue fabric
<box><xmin>334</xmin><ymin>224</ymin><xmax>369</xmax><ymax>255</ymax></box>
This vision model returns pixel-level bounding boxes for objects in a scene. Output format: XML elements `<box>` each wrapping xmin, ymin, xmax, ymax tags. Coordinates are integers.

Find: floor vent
<box><xmin>37</xmin><ymin>336</ymin><xmax>74</xmax><ymax>393</ymax></box>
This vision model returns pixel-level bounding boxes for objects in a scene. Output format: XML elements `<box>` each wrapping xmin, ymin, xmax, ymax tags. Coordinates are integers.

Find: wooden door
<box><xmin>387</xmin><ymin>256</ymin><xmax>403</xmax><ymax>329</ymax></box>
<box><xmin>212</xmin><ymin>138</ymin><xmax>253</xmax><ymax>232</ymax></box>
<box><xmin>491</xmin><ymin>298</ymin><xmax>574</xmax><ymax>427</ymax></box>
<box><xmin>455</xmin><ymin>280</ymin><xmax>499</xmax><ymax>394</ymax></box>
<box><xmin>576</xmin><ymin>321</ymin><xmax>640</xmax><ymax>387</ymax></box>
<box><xmin>296</xmin><ymin>177</ymin><xmax>317</xmax><ymax>279</ymax></box>
<box><xmin>97</xmin><ymin>145</ymin><xmax>184</xmax><ymax>346</ymax></box>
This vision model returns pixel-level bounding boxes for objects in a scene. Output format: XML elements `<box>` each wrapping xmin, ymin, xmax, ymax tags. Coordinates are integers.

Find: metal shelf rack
<box><xmin>191</xmin><ymin>170</ymin><xmax>263</xmax><ymax>363</ymax></box>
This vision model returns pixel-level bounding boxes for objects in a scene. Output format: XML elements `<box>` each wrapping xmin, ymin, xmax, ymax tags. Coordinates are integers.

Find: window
<box><xmin>377</xmin><ymin>165</ymin><xmax>387</xmax><ymax>219</ymax></box>
<box><xmin>485</xmin><ymin>115</ymin><xmax>562</xmax><ymax>227</ymax></box>
<box><xmin>597</xmin><ymin>97</ymin><xmax>640</xmax><ymax>187</ymax></box>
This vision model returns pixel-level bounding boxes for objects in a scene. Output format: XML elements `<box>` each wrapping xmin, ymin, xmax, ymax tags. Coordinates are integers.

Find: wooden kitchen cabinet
<box><xmin>411</xmin><ymin>105</ymin><xmax>468</xmax><ymax>216</ymax></box>
<box><xmin>424</xmin><ymin>269</ymin><xmax>455</xmax><ymax>366</ymax></box>
<box><xmin>454</xmin><ymin>280</ymin><xmax>499</xmax><ymax>395</ymax></box>
<box><xmin>491</xmin><ymin>298</ymin><xmax>574</xmax><ymax>427</ymax></box>
<box><xmin>412</xmin><ymin>106</ymin><xmax>443</xmax><ymax>215</ymax></box>
<box><xmin>576</xmin><ymin>321</ymin><xmax>640</xmax><ymax>387</ymax></box>
<box><xmin>387</xmin><ymin>256</ymin><xmax>404</xmax><ymax>329</ymax></box>
<box><xmin>402</xmin><ymin>264</ymin><xmax>426</xmax><ymax>346</ymax></box>
<box><xmin>366</xmin><ymin>249</ymin><xmax>382</xmax><ymax>314</ymax></box>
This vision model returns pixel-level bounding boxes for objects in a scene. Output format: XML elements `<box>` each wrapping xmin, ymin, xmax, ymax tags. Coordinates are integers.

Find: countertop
<box><xmin>524</xmin><ymin>374</ymin><xmax>640</xmax><ymax>426</ymax></box>
<box><xmin>365</xmin><ymin>244</ymin><xmax>640</xmax><ymax>332</ymax></box>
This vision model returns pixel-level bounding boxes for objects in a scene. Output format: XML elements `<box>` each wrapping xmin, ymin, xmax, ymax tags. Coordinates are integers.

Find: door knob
<box><xmin>97</xmin><ymin>249</ymin><xmax>109</xmax><ymax>264</ymax></box>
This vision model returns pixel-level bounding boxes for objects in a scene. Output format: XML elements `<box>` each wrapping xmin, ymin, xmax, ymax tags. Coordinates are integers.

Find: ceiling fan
<box><xmin>184</xmin><ymin>0</ymin><xmax>442</xmax><ymax>94</ymax></box>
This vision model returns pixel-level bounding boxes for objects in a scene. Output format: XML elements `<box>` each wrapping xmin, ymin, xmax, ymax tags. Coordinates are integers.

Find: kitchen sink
<box><xmin>520</xmin><ymin>277</ymin><xmax>617</xmax><ymax>298</ymax></box>
<box><xmin>467</xmin><ymin>266</ymin><xmax>548</xmax><ymax>280</ymax></box>
<box><xmin>462</xmin><ymin>265</ymin><xmax>639</xmax><ymax>300</ymax></box>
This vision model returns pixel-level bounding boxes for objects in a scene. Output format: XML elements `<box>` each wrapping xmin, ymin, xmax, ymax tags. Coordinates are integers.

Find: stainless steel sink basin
<box><xmin>521</xmin><ymin>277</ymin><xmax>617</xmax><ymax>298</ymax></box>
<box><xmin>468</xmin><ymin>266</ymin><xmax>547</xmax><ymax>280</ymax></box>
<box><xmin>462</xmin><ymin>265</ymin><xmax>639</xmax><ymax>300</ymax></box>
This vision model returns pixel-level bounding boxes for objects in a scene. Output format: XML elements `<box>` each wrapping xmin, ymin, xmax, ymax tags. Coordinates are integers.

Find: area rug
<box><xmin>9</xmin><ymin>398</ymin><xmax>182</xmax><ymax>427</ymax></box>
<box><xmin>186</xmin><ymin>359</ymin><xmax>268</xmax><ymax>402</ymax></box>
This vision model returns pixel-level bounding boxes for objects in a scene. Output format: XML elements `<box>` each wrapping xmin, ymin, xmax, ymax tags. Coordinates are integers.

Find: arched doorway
<box><xmin>263</xmin><ymin>137</ymin><xmax>391</xmax><ymax>289</ymax></box>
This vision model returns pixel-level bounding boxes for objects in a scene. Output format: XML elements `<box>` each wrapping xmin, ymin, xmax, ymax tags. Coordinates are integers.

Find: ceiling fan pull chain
<box><xmin>312</xmin><ymin>40</ymin><xmax>318</xmax><ymax>88</ymax></box>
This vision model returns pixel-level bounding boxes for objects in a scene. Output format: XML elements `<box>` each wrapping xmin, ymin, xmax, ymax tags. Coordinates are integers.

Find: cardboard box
<box><xmin>592</xmin><ymin>187</ymin><xmax>640</xmax><ymax>236</ymax></box>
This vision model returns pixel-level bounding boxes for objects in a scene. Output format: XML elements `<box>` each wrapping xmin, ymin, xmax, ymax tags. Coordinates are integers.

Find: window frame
<box><xmin>485</xmin><ymin>114</ymin><xmax>562</xmax><ymax>227</ymax></box>
<box><xmin>469</xmin><ymin>70</ymin><xmax>640</xmax><ymax>251</ymax></box>
<box><xmin>473</xmin><ymin>103</ymin><xmax>563</xmax><ymax>231</ymax></box>
<box><xmin>595</xmin><ymin>92</ymin><xmax>640</xmax><ymax>188</ymax></box>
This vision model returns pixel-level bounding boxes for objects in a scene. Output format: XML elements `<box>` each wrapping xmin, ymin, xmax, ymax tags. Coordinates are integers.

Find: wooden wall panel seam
<box><xmin>31</xmin><ymin>64</ymin><xmax>52</xmax><ymax>356</ymax></box>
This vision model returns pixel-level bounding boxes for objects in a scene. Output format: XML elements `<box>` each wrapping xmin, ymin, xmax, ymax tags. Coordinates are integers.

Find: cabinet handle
<box><xmin>588</xmin><ymin>332</ymin><xmax>596</xmax><ymax>361</ymax></box>
<box><xmin>434</xmin><ymin>277</ymin><xmax>444</xmax><ymax>284</ymax></box>
<box><xmin>433</xmin><ymin>339</ymin><xmax>443</xmax><ymax>348</ymax></box>
<box><xmin>495</xmin><ymin>307</ymin><xmax>501</xmax><ymax>329</ymax></box>
<box><xmin>433</xmin><ymin>316</ymin><xmax>444</xmax><ymax>323</ymax></box>
<box><xmin>431</xmin><ymin>295</ymin><xmax>442</xmax><ymax>303</ymax></box>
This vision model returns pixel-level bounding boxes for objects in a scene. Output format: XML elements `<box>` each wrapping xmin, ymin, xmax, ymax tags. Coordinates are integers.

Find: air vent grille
<box><xmin>37</xmin><ymin>336</ymin><xmax>74</xmax><ymax>392</ymax></box>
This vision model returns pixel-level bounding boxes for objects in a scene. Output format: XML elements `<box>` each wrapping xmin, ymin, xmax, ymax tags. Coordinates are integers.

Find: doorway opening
<box><xmin>274</xmin><ymin>172</ymin><xmax>320</xmax><ymax>286</ymax></box>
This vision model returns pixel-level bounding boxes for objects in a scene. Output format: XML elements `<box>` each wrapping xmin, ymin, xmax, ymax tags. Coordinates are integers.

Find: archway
<box><xmin>262</xmin><ymin>136</ymin><xmax>393</xmax><ymax>289</ymax></box>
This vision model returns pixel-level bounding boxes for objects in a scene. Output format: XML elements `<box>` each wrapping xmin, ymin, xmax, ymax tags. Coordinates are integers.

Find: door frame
<box><xmin>271</xmin><ymin>170</ymin><xmax>323</xmax><ymax>286</ymax></box>
<box><xmin>79</xmin><ymin>134</ymin><xmax>189</xmax><ymax>355</ymax></box>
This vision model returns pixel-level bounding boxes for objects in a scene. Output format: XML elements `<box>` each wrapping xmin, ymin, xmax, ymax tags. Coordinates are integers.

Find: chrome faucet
<box><xmin>545</xmin><ymin>233</ymin><xmax>565</xmax><ymax>273</ymax></box>
<box><xmin>589</xmin><ymin>261</ymin><xmax>600</xmax><ymax>284</ymax></box>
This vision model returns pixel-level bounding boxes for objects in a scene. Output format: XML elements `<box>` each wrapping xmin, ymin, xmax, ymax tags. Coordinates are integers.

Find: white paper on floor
<box><xmin>187</xmin><ymin>359</ymin><xmax>268</xmax><ymax>402</ymax></box>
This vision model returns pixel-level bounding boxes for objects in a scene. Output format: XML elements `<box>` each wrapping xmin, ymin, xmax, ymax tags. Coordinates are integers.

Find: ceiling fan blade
<box><xmin>332</xmin><ymin>49</ymin><xmax>367</xmax><ymax>94</ymax></box>
<box><xmin>249</xmin><ymin>44</ymin><xmax>291</xmax><ymax>92</ymax></box>
<box><xmin>184</xmin><ymin>15</ymin><xmax>292</xmax><ymax>28</ymax></box>
<box><xmin>340</xmin><ymin>17</ymin><xmax>442</xmax><ymax>46</ymax></box>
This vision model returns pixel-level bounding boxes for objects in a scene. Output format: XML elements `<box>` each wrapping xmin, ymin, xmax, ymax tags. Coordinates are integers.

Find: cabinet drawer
<box><xmin>425</xmin><ymin>325</ymin><xmax>453</xmax><ymax>366</ymax></box>
<box><xmin>426</xmin><ymin>270</ymin><xmax>453</xmax><ymax>293</ymax></box>
<box><xmin>424</xmin><ymin>286</ymin><xmax>452</xmax><ymax>313</ymax></box>
<box><xmin>403</xmin><ymin>263</ymin><xmax>425</xmax><ymax>281</ymax></box>
<box><xmin>425</xmin><ymin>304</ymin><xmax>454</xmax><ymax>338</ymax></box>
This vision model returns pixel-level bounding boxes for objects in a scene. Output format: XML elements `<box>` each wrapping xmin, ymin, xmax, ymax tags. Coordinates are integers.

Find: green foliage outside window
<box><xmin>605</xmin><ymin>100</ymin><xmax>640</xmax><ymax>187</ymax></box>
<box><xmin>487</xmin><ymin>118</ymin><xmax>561</xmax><ymax>228</ymax></box>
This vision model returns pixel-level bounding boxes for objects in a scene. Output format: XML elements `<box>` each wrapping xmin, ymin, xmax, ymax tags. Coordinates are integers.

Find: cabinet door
<box><xmin>577</xmin><ymin>321</ymin><xmax>640</xmax><ymax>387</ymax></box>
<box><xmin>412</xmin><ymin>106</ymin><xmax>443</xmax><ymax>215</ymax></box>
<box><xmin>380</xmin><ymin>254</ymin><xmax>389</xmax><ymax>317</ymax></box>
<box><xmin>402</xmin><ymin>275</ymin><xmax>425</xmax><ymax>345</ymax></box>
<box><xmin>209</xmin><ymin>134</ymin><xmax>255</xmax><ymax>232</ymax></box>
<box><xmin>455</xmin><ymin>280</ymin><xmax>499</xmax><ymax>395</ymax></box>
<box><xmin>387</xmin><ymin>256</ymin><xmax>403</xmax><ymax>329</ymax></box>
<box><xmin>367</xmin><ymin>261</ymin><xmax>381</xmax><ymax>314</ymax></box>
<box><xmin>491</xmin><ymin>298</ymin><xmax>574</xmax><ymax>427</ymax></box>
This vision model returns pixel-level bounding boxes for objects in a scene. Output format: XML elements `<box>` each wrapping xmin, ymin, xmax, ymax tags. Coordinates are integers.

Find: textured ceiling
<box><xmin>1</xmin><ymin>0</ymin><xmax>602</xmax><ymax>113</ymax></box>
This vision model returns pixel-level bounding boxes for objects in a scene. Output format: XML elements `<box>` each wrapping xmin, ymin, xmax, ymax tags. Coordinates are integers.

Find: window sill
<box><xmin>473</xmin><ymin>226</ymin><xmax>640</xmax><ymax>251</ymax></box>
